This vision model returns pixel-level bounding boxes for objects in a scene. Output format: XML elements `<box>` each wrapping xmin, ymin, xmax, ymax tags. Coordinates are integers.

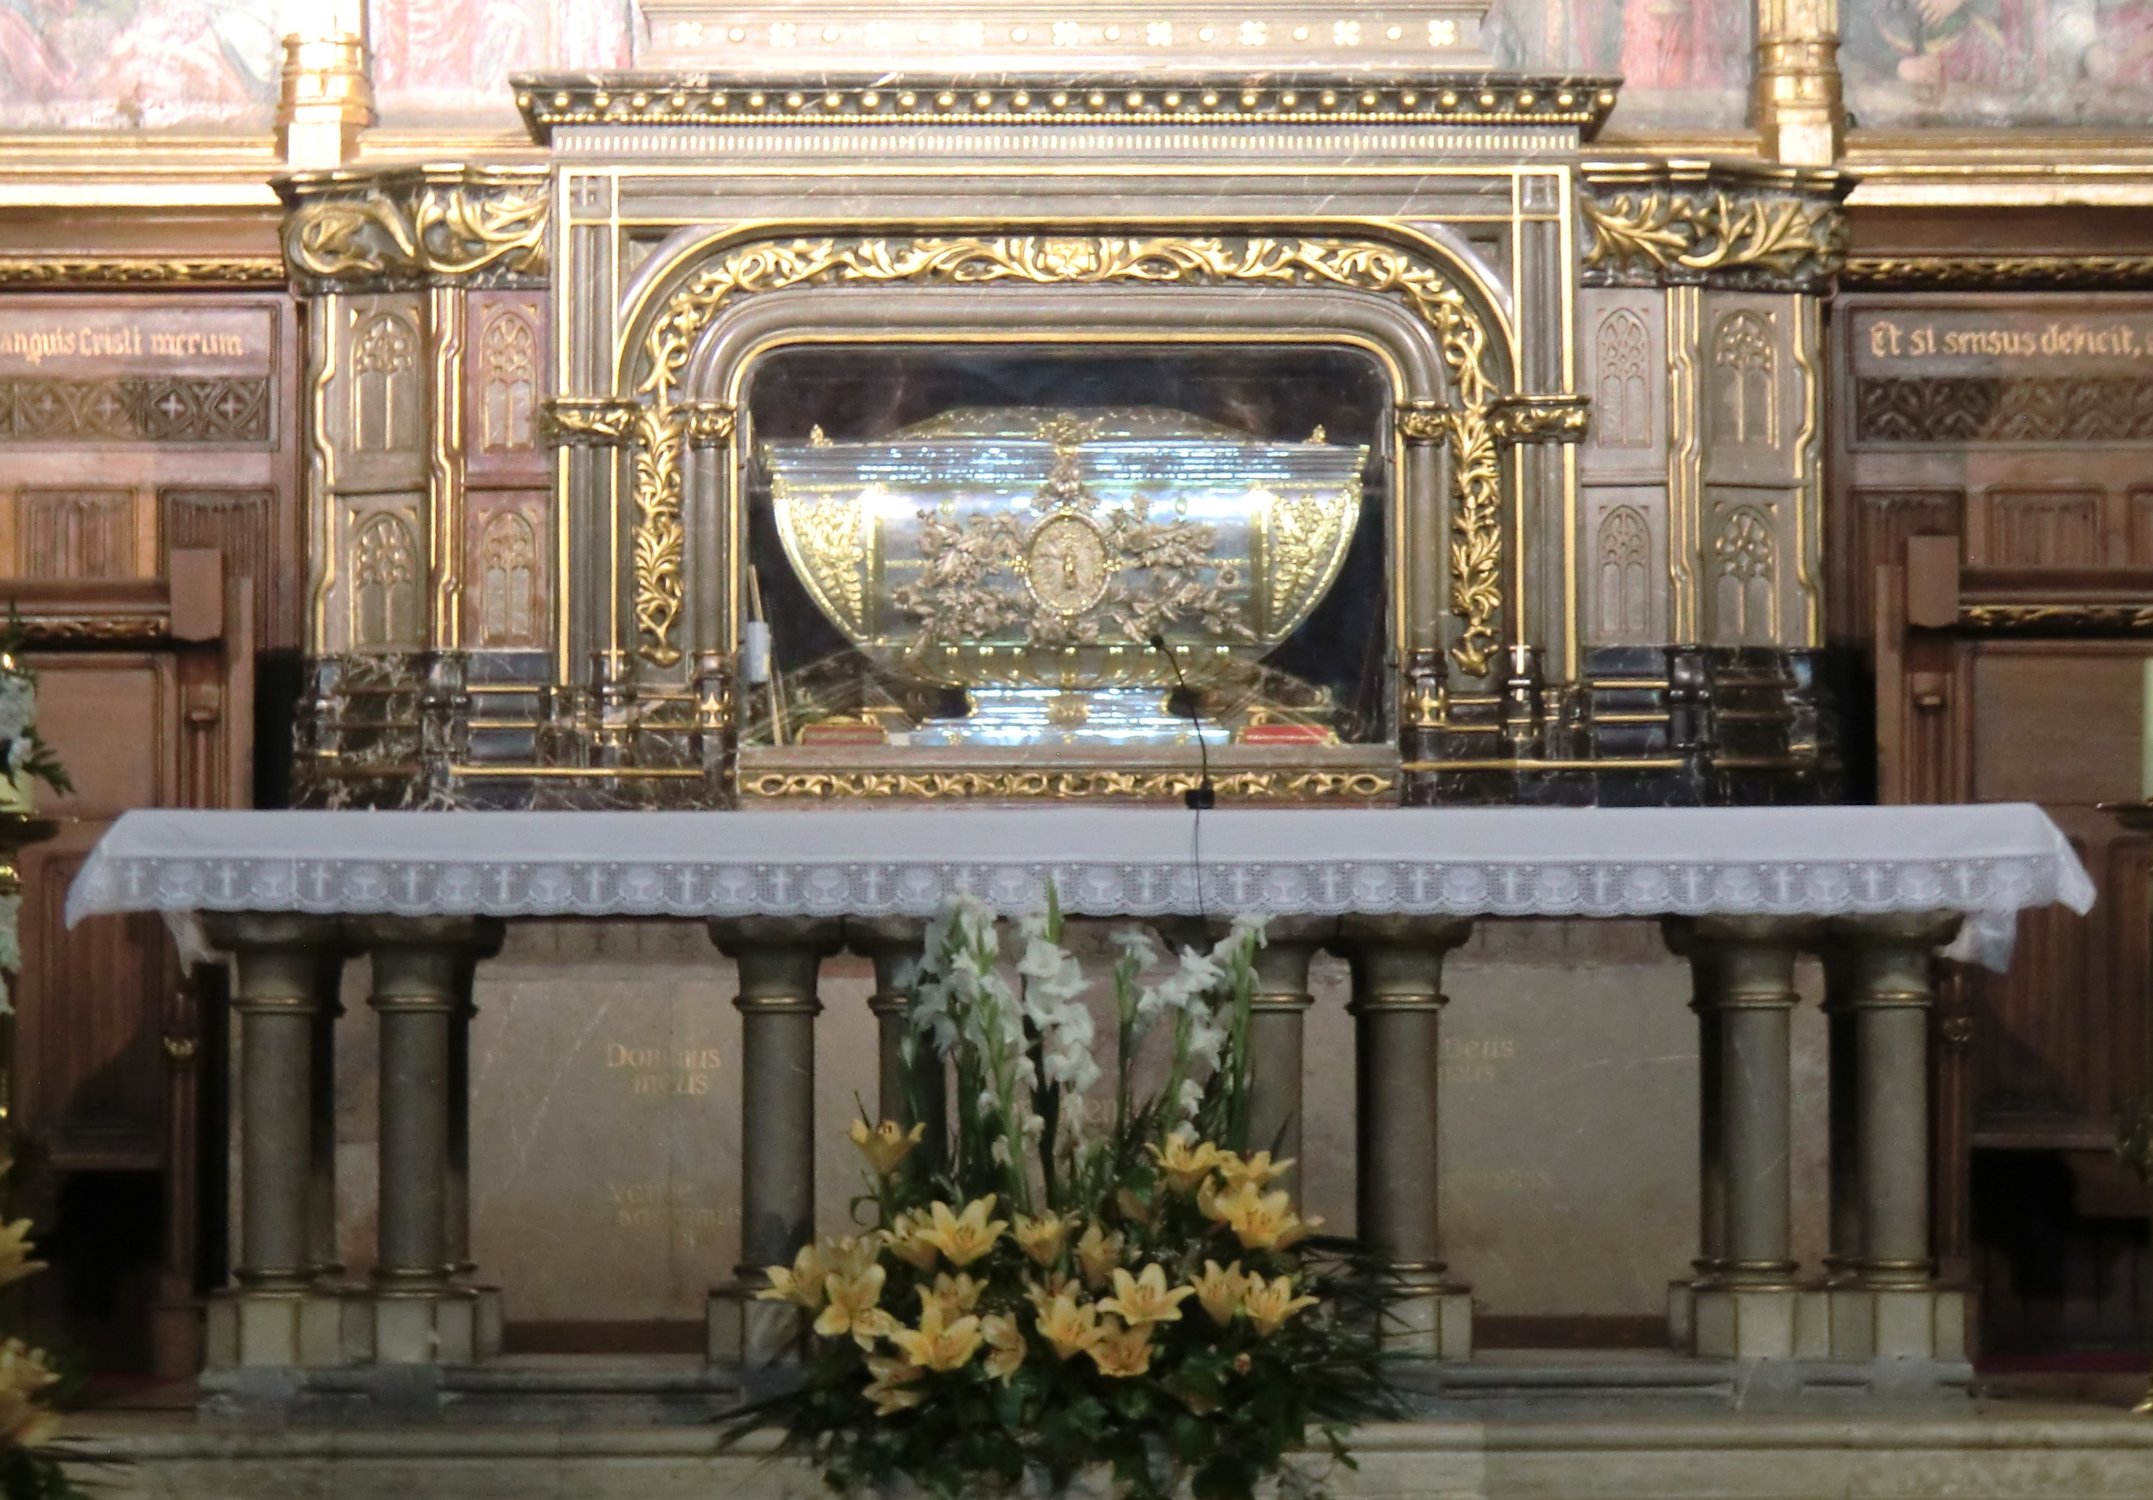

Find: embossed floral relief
<box><xmin>1843</xmin><ymin>0</ymin><xmax>2153</xmax><ymax>127</ymax></box>
<box><xmin>0</xmin><ymin>0</ymin><xmax>277</xmax><ymax>129</ymax></box>
<box><xmin>1483</xmin><ymin>0</ymin><xmax>1753</xmax><ymax>130</ymax></box>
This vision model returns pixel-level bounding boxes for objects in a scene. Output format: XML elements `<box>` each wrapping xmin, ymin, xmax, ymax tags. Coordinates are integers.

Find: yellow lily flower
<box><xmin>915</xmin><ymin>1196</ymin><xmax>1008</xmax><ymax>1267</ymax></box>
<box><xmin>1034</xmin><ymin>1289</ymin><xmax>1103</xmax><ymax>1359</ymax></box>
<box><xmin>1085</xmin><ymin>1316</ymin><xmax>1154</xmax><ymax>1378</ymax></box>
<box><xmin>1146</xmin><ymin>1133</ymin><xmax>1223</xmax><ymax>1194</ymax></box>
<box><xmin>863</xmin><ymin>1352</ymin><xmax>925</xmax><ymax>1416</ymax></box>
<box><xmin>819</xmin><ymin>1233</ymin><xmax>885</xmax><ymax>1280</ymax></box>
<box><xmin>1099</xmin><ymin>1263</ymin><xmax>1196</xmax><ymax>1327</ymax></box>
<box><xmin>1074</xmin><ymin>1222</ymin><xmax>1124</xmax><ymax>1290</ymax></box>
<box><xmin>814</xmin><ymin>1263</ymin><xmax>899</xmax><ymax>1348</ymax></box>
<box><xmin>1204</xmin><ymin>1181</ymin><xmax>1321</xmax><ymax>1251</ymax></box>
<box><xmin>889</xmin><ymin>1296</ymin><xmax>984</xmax><ymax>1373</ymax></box>
<box><xmin>0</xmin><ymin>1220</ymin><xmax>44</xmax><ymax>1290</ymax></box>
<box><xmin>0</xmin><ymin>1341</ymin><xmax>59</xmax><ymax>1448</ymax></box>
<box><xmin>1023</xmin><ymin>1271</ymin><xmax>1077</xmax><ymax>1318</ymax></box>
<box><xmin>1190</xmin><ymin>1259</ymin><xmax>1248</xmax><ymax>1326</ymax></box>
<box><xmin>982</xmin><ymin>1312</ymin><xmax>1026</xmax><ymax>1382</ymax></box>
<box><xmin>849</xmin><ymin>1118</ymin><xmax>927</xmax><ymax>1176</ymax></box>
<box><xmin>1241</xmin><ymin>1272</ymin><xmax>1320</xmax><ymax>1336</ymax></box>
<box><xmin>1215</xmin><ymin>1150</ymin><xmax>1295</xmax><ymax>1191</ymax></box>
<box><xmin>757</xmin><ymin>1242</ymin><xmax>828</xmax><ymax>1308</ymax></box>
<box><xmin>1013</xmin><ymin>1212</ymin><xmax>1072</xmax><ymax>1267</ymax></box>
<box><xmin>926</xmin><ymin>1271</ymin><xmax>985</xmax><ymax>1322</ymax></box>
<box><xmin>885</xmin><ymin>1212</ymin><xmax>941</xmax><ymax>1271</ymax></box>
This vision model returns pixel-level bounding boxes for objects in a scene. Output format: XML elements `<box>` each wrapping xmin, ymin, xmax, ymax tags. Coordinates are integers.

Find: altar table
<box><xmin>63</xmin><ymin>805</ymin><xmax>2094</xmax><ymax>1386</ymax></box>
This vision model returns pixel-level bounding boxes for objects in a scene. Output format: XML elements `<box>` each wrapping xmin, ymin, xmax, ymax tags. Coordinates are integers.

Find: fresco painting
<box><xmin>1843</xmin><ymin>0</ymin><xmax>2153</xmax><ymax>124</ymax></box>
<box><xmin>0</xmin><ymin>0</ymin><xmax>278</xmax><ymax>129</ymax></box>
<box><xmin>368</xmin><ymin>0</ymin><xmax>634</xmax><ymax>126</ymax></box>
<box><xmin>1483</xmin><ymin>0</ymin><xmax>1755</xmax><ymax>130</ymax></box>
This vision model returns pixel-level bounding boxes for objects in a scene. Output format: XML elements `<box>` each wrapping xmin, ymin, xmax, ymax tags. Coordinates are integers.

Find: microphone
<box><xmin>1149</xmin><ymin>633</ymin><xmax>1215</xmax><ymax>811</ymax></box>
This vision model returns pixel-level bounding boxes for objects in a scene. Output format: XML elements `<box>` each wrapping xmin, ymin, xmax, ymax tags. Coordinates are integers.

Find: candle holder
<box><xmin>2099</xmin><ymin>801</ymin><xmax>2153</xmax><ymax>1415</ymax></box>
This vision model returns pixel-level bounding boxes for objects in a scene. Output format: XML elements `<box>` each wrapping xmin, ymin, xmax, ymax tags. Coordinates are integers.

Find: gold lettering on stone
<box><xmin>604</xmin><ymin>1040</ymin><xmax>723</xmax><ymax>1098</ymax></box>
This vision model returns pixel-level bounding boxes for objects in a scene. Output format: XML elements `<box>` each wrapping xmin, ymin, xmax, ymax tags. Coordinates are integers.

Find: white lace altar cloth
<box><xmin>65</xmin><ymin>805</ymin><xmax>2092</xmax><ymax>971</ymax></box>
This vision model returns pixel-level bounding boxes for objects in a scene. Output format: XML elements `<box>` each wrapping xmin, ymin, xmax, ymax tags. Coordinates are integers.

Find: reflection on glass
<box><xmin>740</xmin><ymin>348</ymin><xmax>1392</xmax><ymax>752</ymax></box>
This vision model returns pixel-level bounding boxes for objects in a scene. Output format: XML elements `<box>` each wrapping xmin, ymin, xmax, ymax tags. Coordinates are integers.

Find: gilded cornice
<box><xmin>1842</xmin><ymin>255</ymin><xmax>2153</xmax><ymax>292</ymax></box>
<box><xmin>514</xmin><ymin>71</ymin><xmax>1618</xmax><ymax>141</ymax></box>
<box><xmin>0</xmin><ymin>256</ymin><xmax>283</xmax><ymax>287</ymax></box>
<box><xmin>1580</xmin><ymin>157</ymin><xmax>1853</xmax><ymax>293</ymax></box>
<box><xmin>278</xmin><ymin>165</ymin><xmax>549</xmax><ymax>293</ymax></box>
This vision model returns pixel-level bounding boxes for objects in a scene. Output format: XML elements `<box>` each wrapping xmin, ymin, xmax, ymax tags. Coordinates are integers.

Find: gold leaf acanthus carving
<box><xmin>0</xmin><ymin>256</ymin><xmax>283</xmax><ymax>287</ymax></box>
<box><xmin>285</xmin><ymin>181</ymin><xmax>548</xmax><ymax>288</ymax></box>
<box><xmin>1581</xmin><ymin>190</ymin><xmax>1845</xmax><ymax>287</ymax></box>
<box><xmin>626</xmin><ymin>233</ymin><xmax>1510</xmax><ymax>678</ymax></box>
<box><xmin>1958</xmin><ymin>603</ymin><xmax>2153</xmax><ymax>633</ymax></box>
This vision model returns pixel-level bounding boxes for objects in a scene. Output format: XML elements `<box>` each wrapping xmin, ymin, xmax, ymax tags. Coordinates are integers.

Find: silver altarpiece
<box><xmin>278</xmin><ymin>1</ymin><xmax>1850</xmax><ymax>810</ymax></box>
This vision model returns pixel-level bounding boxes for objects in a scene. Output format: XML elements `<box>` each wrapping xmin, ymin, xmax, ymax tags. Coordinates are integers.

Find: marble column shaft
<box><xmin>1831</xmin><ymin>914</ymin><xmax>1959</xmax><ymax>1284</ymax></box>
<box><xmin>1244</xmin><ymin>918</ymin><xmax>1333</xmax><ymax>1178</ymax></box>
<box><xmin>353</xmin><ymin>917</ymin><xmax>500</xmax><ymax>1291</ymax></box>
<box><xmin>305</xmin><ymin>949</ymin><xmax>347</xmax><ymax>1280</ymax></box>
<box><xmin>1337</xmin><ymin>916</ymin><xmax>1473</xmax><ymax>1284</ymax></box>
<box><xmin>208</xmin><ymin>915</ymin><xmax>343</xmax><ymax>1290</ymax></box>
<box><xmin>1694</xmin><ymin>917</ymin><xmax>1804</xmax><ymax>1284</ymax></box>
<box><xmin>713</xmin><ymin>919</ymin><xmax>841</xmax><ymax>1280</ymax></box>
<box><xmin>847</xmin><ymin>917</ymin><xmax>936</xmax><ymax>1132</ymax></box>
<box><xmin>1664</xmin><ymin>919</ymin><xmax>1727</xmax><ymax>1278</ymax></box>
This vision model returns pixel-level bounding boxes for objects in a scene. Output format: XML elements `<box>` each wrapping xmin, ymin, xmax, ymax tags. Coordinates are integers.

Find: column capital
<box><xmin>342</xmin><ymin>915</ymin><xmax>506</xmax><ymax>954</ymax></box>
<box><xmin>1823</xmin><ymin>912</ymin><xmax>1964</xmax><ymax>950</ymax></box>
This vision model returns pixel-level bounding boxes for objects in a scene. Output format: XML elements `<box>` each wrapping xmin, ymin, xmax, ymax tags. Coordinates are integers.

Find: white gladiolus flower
<box><xmin>1111</xmin><ymin>928</ymin><xmax>1162</xmax><ymax>968</ymax></box>
<box><xmin>990</xmin><ymin>1137</ymin><xmax>1011</xmax><ymax>1165</ymax></box>
<box><xmin>1172</xmin><ymin>946</ymin><xmax>1224</xmax><ymax>992</ymax></box>
<box><xmin>1177</xmin><ymin>1078</ymin><xmax>1205</xmax><ymax>1117</ymax></box>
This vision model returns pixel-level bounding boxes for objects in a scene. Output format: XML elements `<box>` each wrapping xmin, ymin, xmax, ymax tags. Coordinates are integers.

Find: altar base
<box><xmin>65</xmin><ymin>1400</ymin><xmax>2153</xmax><ymax>1500</ymax></box>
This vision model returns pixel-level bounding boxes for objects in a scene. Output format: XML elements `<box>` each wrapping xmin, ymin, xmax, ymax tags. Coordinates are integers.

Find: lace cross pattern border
<box><xmin>64</xmin><ymin>806</ymin><xmax>2093</xmax><ymax>972</ymax></box>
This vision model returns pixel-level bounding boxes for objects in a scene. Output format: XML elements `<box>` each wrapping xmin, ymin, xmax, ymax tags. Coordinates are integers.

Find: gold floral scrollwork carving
<box><xmin>630</xmin><ymin>404</ymin><xmax>688</xmax><ymax>666</ymax></box>
<box><xmin>681</xmin><ymin>401</ymin><xmax>738</xmax><ymax>448</ymax></box>
<box><xmin>1488</xmin><ymin>394</ymin><xmax>1591</xmax><ymax>445</ymax></box>
<box><xmin>283</xmin><ymin>170</ymin><xmax>549</xmax><ymax>291</ymax></box>
<box><xmin>1396</xmin><ymin>401</ymin><xmax>1453</xmax><ymax>444</ymax></box>
<box><xmin>539</xmin><ymin>397</ymin><xmax>640</xmax><ymax>447</ymax></box>
<box><xmin>740</xmin><ymin>768</ymin><xmax>1398</xmax><ymax>801</ymax></box>
<box><xmin>1958</xmin><ymin>603</ymin><xmax>2153</xmax><ymax>633</ymax></box>
<box><xmin>0</xmin><ymin>257</ymin><xmax>284</xmax><ymax>287</ymax></box>
<box><xmin>625</xmin><ymin>233</ymin><xmax>1511</xmax><ymax>677</ymax></box>
<box><xmin>1581</xmin><ymin>188</ymin><xmax>1846</xmax><ymax>291</ymax></box>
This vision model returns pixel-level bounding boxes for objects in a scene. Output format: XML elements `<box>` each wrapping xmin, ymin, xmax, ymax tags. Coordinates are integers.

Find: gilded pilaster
<box><xmin>1755</xmin><ymin>1</ymin><xmax>1843</xmax><ymax>168</ymax></box>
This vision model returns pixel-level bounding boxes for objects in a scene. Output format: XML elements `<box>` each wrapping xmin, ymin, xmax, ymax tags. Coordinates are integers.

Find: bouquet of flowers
<box><xmin>734</xmin><ymin>891</ymin><xmax>1398</xmax><ymax>1500</ymax></box>
<box><xmin>0</xmin><ymin>1167</ymin><xmax>76</xmax><ymax>1500</ymax></box>
<box><xmin>0</xmin><ymin>617</ymin><xmax>71</xmax><ymax>813</ymax></box>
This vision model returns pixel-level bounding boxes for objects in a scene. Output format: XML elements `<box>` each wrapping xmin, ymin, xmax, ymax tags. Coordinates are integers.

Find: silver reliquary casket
<box><xmin>762</xmin><ymin>407</ymin><xmax>1367</xmax><ymax>745</ymax></box>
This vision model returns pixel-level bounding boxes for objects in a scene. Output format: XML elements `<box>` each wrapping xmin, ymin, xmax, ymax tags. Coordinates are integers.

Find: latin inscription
<box><xmin>1440</xmin><ymin>1035</ymin><xmax>1514</xmax><ymax>1085</ymax></box>
<box><xmin>605</xmin><ymin>1180</ymin><xmax>739</xmax><ymax>1247</ymax></box>
<box><xmin>606</xmin><ymin>1041</ymin><xmax>722</xmax><ymax>1097</ymax></box>
<box><xmin>1852</xmin><ymin>306</ymin><xmax>2153</xmax><ymax>376</ymax></box>
<box><xmin>0</xmin><ymin>305</ymin><xmax>274</xmax><ymax>378</ymax></box>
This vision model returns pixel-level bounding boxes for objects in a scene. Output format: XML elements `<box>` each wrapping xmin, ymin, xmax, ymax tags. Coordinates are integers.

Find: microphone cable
<box><xmin>1150</xmin><ymin>633</ymin><xmax>1214</xmax><ymax>925</ymax></box>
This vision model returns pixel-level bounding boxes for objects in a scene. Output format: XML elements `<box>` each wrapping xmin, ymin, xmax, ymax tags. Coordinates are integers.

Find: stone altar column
<box><xmin>1334</xmin><ymin>916</ymin><xmax>1474</xmax><ymax>1358</ymax></box>
<box><xmin>708</xmin><ymin>918</ymin><xmax>842</xmax><ymax>1365</ymax></box>
<box><xmin>1660</xmin><ymin>920</ymin><xmax>1726</xmax><ymax>1350</ymax></box>
<box><xmin>1679</xmin><ymin>916</ymin><xmax>1805</xmax><ymax>1359</ymax></box>
<box><xmin>349</xmin><ymin>916</ymin><xmax>501</xmax><ymax>1365</ymax></box>
<box><xmin>443</xmin><ymin>935</ymin><xmax>506</xmax><ymax>1357</ymax></box>
<box><xmin>847</xmin><ymin>917</ymin><xmax>936</xmax><ymax>1132</ymax></box>
<box><xmin>304</xmin><ymin>949</ymin><xmax>346</xmax><ymax>1285</ymax></box>
<box><xmin>1245</xmin><ymin>918</ymin><xmax>1335</xmax><ymax>1182</ymax></box>
<box><xmin>202</xmin><ymin>915</ymin><xmax>355</xmax><ymax>1369</ymax></box>
<box><xmin>1805</xmin><ymin>914</ymin><xmax>1967</xmax><ymax>1364</ymax></box>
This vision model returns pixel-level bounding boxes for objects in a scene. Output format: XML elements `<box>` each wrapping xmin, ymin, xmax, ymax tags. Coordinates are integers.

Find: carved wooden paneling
<box><xmin>161</xmin><ymin>488</ymin><xmax>280</xmax><ymax>648</ymax></box>
<box><xmin>349</xmin><ymin>506</ymin><xmax>423</xmax><ymax>651</ymax></box>
<box><xmin>15</xmin><ymin>487</ymin><xmax>137</xmax><ymax>579</ymax></box>
<box><xmin>14</xmin><ymin>843</ymin><xmax>169</xmax><ymax>1170</ymax></box>
<box><xmin>1855</xmin><ymin>376</ymin><xmax>2153</xmax><ymax>446</ymax></box>
<box><xmin>1973</xmin><ymin>895</ymin><xmax>2097</xmax><ymax>1128</ymax></box>
<box><xmin>1705</xmin><ymin>498</ymin><xmax>1779</xmax><ymax>644</ymax></box>
<box><xmin>1972</xmin><ymin>489</ymin><xmax>2104</xmax><ymax>568</ymax></box>
<box><xmin>1840</xmin><ymin>487</ymin><xmax>1962</xmax><ymax>643</ymax></box>
<box><xmin>467</xmin><ymin>493</ymin><xmax>547</xmax><ymax>650</ymax></box>
<box><xmin>1592</xmin><ymin>307</ymin><xmax>1652</xmax><ymax>451</ymax></box>
<box><xmin>1711</xmin><ymin>310</ymin><xmax>1778</xmax><ymax>449</ymax></box>
<box><xmin>0</xmin><ymin>376</ymin><xmax>272</xmax><ymax>444</ymax></box>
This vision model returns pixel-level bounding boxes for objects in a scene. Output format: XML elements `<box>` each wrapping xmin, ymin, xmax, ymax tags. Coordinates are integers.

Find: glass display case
<box><xmin>732</xmin><ymin>346</ymin><xmax>1397</xmax><ymax>789</ymax></box>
